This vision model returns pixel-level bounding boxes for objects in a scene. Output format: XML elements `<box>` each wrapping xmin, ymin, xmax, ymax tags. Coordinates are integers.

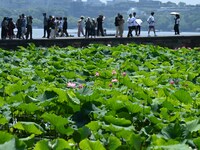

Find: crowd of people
<box><xmin>1</xmin><ymin>14</ymin><xmax>33</xmax><ymax>40</ymax></box>
<box><xmin>42</xmin><ymin>13</ymin><xmax>69</xmax><ymax>39</ymax></box>
<box><xmin>77</xmin><ymin>14</ymin><xmax>105</xmax><ymax>38</ymax></box>
<box><xmin>1</xmin><ymin>11</ymin><xmax>180</xmax><ymax>40</ymax></box>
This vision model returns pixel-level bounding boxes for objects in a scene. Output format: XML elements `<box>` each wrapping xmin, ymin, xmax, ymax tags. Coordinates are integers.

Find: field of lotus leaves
<box><xmin>0</xmin><ymin>43</ymin><xmax>200</xmax><ymax>149</ymax></box>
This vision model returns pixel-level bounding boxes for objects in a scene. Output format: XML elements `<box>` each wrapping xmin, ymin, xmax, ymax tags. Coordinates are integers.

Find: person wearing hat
<box><xmin>147</xmin><ymin>12</ymin><xmax>156</xmax><ymax>37</ymax></box>
<box><xmin>26</xmin><ymin>16</ymin><xmax>33</xmax><ymax>39</ymax></box>
<box><xmin>174</xmin><ymin>14</ymin><xmax>180</xmax><ymax>35</ymax></box>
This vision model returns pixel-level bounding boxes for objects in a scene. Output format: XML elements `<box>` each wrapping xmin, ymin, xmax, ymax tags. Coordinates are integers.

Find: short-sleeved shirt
<box><xmin>147</xmin><ymin>15</ymin><xmax>155</xmax><ymax>26</ymax></box>
<box><xmin>127</xmin><ymin>17</ymin><xmax>134</xmax><ymax>27</ymax></box>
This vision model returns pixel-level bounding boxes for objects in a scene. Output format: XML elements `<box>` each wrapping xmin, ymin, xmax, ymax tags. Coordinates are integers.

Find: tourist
<box><xmin>16</xmin><ymin>15</ymin><xmax>22</xmax><ymax>39</ymax></box>
<box><xmin>7</xmin><ymin>18</ymin><xmax>15</xmax><ymax>39</ymax></box>
<box><xmin>174</xmin><ymin>14</ymin><xmax>180</xmax><ymax>35</ymax></box>
<box><xmin>42</xmin><ymin>13</ymin><xmax>48</xmax><ymax>38</ymax></box>
<box><xmin>58</xmin><ymin>17</ymin><xmax>63</xmax><ymax>37</ymax></box>
<box><xmin>147</xmin><ymin>12</ymin><xmax>156</xmax><ymax>37</ymax></box>
<box><xmin>47</xmin><ymin>15</ymin><xmax>52</xmax><ymax>38</ymax></box>
<box><xmin>97</xmin><ymin>15</ymin><xmax>104</xmax><ymax>36</ymax></box>
<box><xmin>1</xmin><ymin>17</ymin><xmax>8</xmax><ymax>40</ymax></box>
<box><xmin>136</xmin><ymin>18</ymin><xmax>142</xmax><ymax>36</ymax></box>
<box><xmin>26</xmin><ymin>16</ymin><xmax>33</xmax><ymax>40</ymax></box>
<box><xmin>21</xmin><ymin>14</ymin><xmax>26</xmax><ymax>39</ymax></box>
<box><xmin>85</xmin><ymin>17</ymin><xmax>92</xmax><ymax>38</ymax></box>
<box><xmin>132</xmin><ymin>12</ymin><xmax>138</xmax><ymax>36</ymax></box>
<box><xmin>50</xmin><ymin>17</ymin><xmax>56</xmax><ymax>39</ymax></box>
<box><xmin>118</xmin><ymin>14</ymin><xmax>125</xmax><ymax>38</ymax></box>
<box><xmin>127</xmin><ymin>13</ymin><xmax>134</xmax><ymax>37</ymax></box>
<box><xmin>77</xmin><ymin>16</ymin><xmax>85</xmax><ymax>37</ymax></box>
<box><xmin>55</xmin><ymin>17</ymin><xmax>60</xmax><ymax>37</ymax></box>
<box><xmin>115</xmin><ymin>13</ymin><xmax>121</xmax><ymax>37</ymax></box>
<box><xmin>62</xmin><ymin>17</ymin><xmax>69</xmax><ymax>37</ymax></box>
<box><xmin>91</xmin><ymin>18</ymin><xmax>96</xmax><ymax>38</ymax></box>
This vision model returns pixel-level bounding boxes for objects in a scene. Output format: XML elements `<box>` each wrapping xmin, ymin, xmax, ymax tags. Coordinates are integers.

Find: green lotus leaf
<box><xmin>107</xmin><ymin>136</ymin><xmax>121</xmax><ymax>150</ymax></box>
<box><xmin>79</xmin><ymin>139</ymin><xmax>106</xmax><ymax>150</ymax></box>
<box><xmin>41</xmin><ymin>113</ymin><xmax>73</xmax><ymax>135</ymax></box>
<box><xmin>128</xmin><ymin>133</ymin><xmax>145</xmax><ymax>150</ymax></box>
<box><xmin>0</xmin><ymin>138</ymin><xmax>16</xmax><ymax>150</ymax></box>
<box><xmin>0</xmin><ymin>131</ymin><xmax>14</xmax><ymax>144</ymax></box>
<box><xmin>186</xmin><ymin>119</ymin><xmax>200</xmax><ymax>133</ymax></box>
<box><xmin>13</xmin><ymin>122</ymin><xmax>44</xmax><ymax>135</ymax></box>
<box><xmin>67</xmin><ymin>89</ymin><xmax>80</xmax><ymax>105</ymax></box>
<box><xmin>20</xmin><ymin>134</ymin><xmax>35</xmax><ymax>148</ymax></box>
<box><xmin>193</xmin><ymin>137</ymin><xmax>200</xmax><ymax>149</ymax></box>
<box><xmin>153</xmin><ymin>144</ymin><xmax>191</xmax><ymax>150</ymax></box>
<box><xmin>126</xmin><ymin>102</ymin><xmax>143</xmax><ymax>114</ymax></box>
<box><xmin>104</xmin><ymin>115</ymin><xmax>132</xmax><ymax>126</ymax></box>
<box><xmin>173</xmin><ymin>89</ymin><xmax>193</xmax><ymax>104</ymax></box>
<box><xmin>34</xmin><ymin>139</ymin><xmax>49</xmax><ymax>150</ymax></box>
<box><xmin>50</xmin><ymin>138</ymin><xmax>71</xmax><ymax>150</ymax></box>
<box><xmin>18</xmin><ymin>103</ymin><xmax>40</xmax><ymax>113</ymax></box>
<box><xmin>142</xmin><ymin>78</ymin><xmax>157</xmax><ymax>87</ymax></box>
<box><xmin>0</xmin><ymin>114</ymin><xmax>9</xmax><ymax>125</ymax></box>
<box><xmin>86</xmin><ymin>121</ymin><xmax>101</xmax><ymax>131</ymax></box>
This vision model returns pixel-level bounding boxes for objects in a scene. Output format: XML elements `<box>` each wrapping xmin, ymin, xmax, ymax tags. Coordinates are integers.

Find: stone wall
<box><xmin>0</xmin><ymin>36</ymin><xmax>199</xmax><ymax>50</ymax></box>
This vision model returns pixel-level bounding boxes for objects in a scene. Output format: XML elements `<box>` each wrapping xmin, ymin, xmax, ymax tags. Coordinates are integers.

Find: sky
<box><xmin>98</xmin><ymin>0</ymin><xmax>200</xmax><ymax>5</ymax></box>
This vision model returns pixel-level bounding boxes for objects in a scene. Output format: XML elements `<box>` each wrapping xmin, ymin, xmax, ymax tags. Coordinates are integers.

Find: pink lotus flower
<box><xmin>122</xmin><ymin>72</ymin><xmax>126</xmax><ymax>76</ymax></box>
<box><xmin>109</xmin><ymin>83</ymin><xmax>112</xmax><ymax>87</ymax></box>
<box><xmin>112</xmin><ymin>70</ymin><xmax>117</xmax><ymax>75</ymax></box>
<box><xmin>95</xmin><ymin>72</ymin><xmax>100</xmax><ymax>77</ymax></box>
<box><xmin>111</xmin><ymin>79</ymin><xmax>118</xmax><ymax>83</ymax></box>
<box><xmin>67</xmin><ymin>82</ymin><xmax>76</xmax><ymax>88</ymax></box>
<box><xmin>78</xmin><ymin>84</ymin><xmax>84</xmax><ymax>89</ymax></box>
<box><xmin>169</xmin><ymin>80</ymin><xmax>175</xmax><ymax>85</ymax></box>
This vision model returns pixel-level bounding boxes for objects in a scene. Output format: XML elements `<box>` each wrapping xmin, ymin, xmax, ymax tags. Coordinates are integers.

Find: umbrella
<box><xmin>170</xmin><ymin>12</ymin><xmax>180</xmax><ymax>15</ymax></box>
<box><xmin>135</xmin><ymin>19</ymin><xmax>143</xmax><ymax>26</ymax></box>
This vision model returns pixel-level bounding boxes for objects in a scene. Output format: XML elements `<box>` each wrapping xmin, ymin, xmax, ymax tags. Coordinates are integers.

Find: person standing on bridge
<box><xmin>42</xmin><ymin>13</ymin><xmax>48</xmax><ymax>38</ymax></box>
<box><xmin>127</xmin><ymin>13</ymin><xmax>134</xmax><ymax>37</ymax></box>
<box><xmin>118</xmin><ymin>14</ymin><xmax>125</xmax><ymax>38</ymax></box>
<box><xmin>115</xmin><ymin>13</ymin><xmax>121</xmax><ymax>37</ymax></box>
<box><xmin>1</xmin><ymin>17</ymin><xmax>8</xmax><ymax>39</ymax></box>
<box><xmin>77</xmin><ymin>16</ymin><xmax>85</xmax><ymax>37</ymax></box>
<box><xmin>174</xmin><ymin>14</ymin><xmax>180</xmax><ymax>35</ymax></box>
<box><xmin>147</xmin><ymin>12</ymin><xmax>156</xmax><ymax>37</ymax></box>
<box><xmin>97</xmin><ymin>15</ymin><xmax>105</xmax><ymax>36</ymax></box>
<box><xmin>62</xmin><ymin>17</ymin><xmax>69</xmax><ymax>37</ymax></box>
<box><xmin>26</xmin><ymin>16</ymin><xmax>33</xmax><ymax>40</ymax></box>
<box><xmin>21</xmin><ymin>14</ymin><xmax>26</xmax><ymax>39</ymax></box>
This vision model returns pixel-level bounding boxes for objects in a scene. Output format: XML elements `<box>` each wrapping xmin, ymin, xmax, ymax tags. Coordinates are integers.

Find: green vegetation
<box><xmin>0</xmin><ymin>44</ymin><xmax>200</xmax><ymax>149</ymax></box>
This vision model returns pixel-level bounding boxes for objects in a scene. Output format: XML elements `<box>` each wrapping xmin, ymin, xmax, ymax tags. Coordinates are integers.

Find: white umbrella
<box><xmin>170</xmin><ymin>12</ymin><xmax>180</xmax><ymax>15</ymax></box>
<box><xmin>135</xmin><ymin>19</ymin><xmax>143</xmax><ymax>26</ymax></box>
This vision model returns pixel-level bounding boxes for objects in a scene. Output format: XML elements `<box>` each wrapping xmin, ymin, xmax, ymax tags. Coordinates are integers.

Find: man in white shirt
<box><xmin>147</xmin><ymin>12</ymin><xmax>156</xmax><ymax>37</ymax></box>
<box><xmin>127</xmin><ymin>13</ymin><xmax>134</xmax><ymax>37</ymax></box>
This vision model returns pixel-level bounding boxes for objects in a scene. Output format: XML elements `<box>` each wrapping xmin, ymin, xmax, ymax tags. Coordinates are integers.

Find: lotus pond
<box><xmin>0</xmin><ymin>44</ymin><xmax>200</xmax><ymax>149</ymax></box>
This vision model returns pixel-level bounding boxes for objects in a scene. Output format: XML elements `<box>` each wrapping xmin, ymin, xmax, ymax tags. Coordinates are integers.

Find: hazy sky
<box><xmin>98</xmin><ymin>0</ymin><xmax>200</xmax><ymax>5</ymax></box>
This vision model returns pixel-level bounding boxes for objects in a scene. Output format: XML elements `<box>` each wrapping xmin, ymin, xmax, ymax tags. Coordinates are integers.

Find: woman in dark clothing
<box><xmin>85</xmin><ymin>17</ymin><xmax>92</xmax><ymax>38</ymax></box>
<box><xmin>8</xmin><ymin>18</ymin><xmax>15</xmax><ymax>39</ymax></box>
<box><xmin>97</xmin><ymin>15</ymin><xmax>104</xmax><ymax>36</ymax></box>
<box><xmin>62</xmin><ymin>17</ymin><xmax>69</xmax><ymax>37</ymax></box>
<box><xmin>1</xmin><ymin>17</ymin><xmax>8</xmax><ymax>39</ymax></box>
<box><xmin>16</xmin><ymin>15</ymin><xmax>22</xmax><ymax>39</ymax></box>
<box><xmin>26</xmin><ymin>16</ymin><xmax>33</xmax><ymax>40</ymax></box>
<box><xmin>91</xmin><ymin>18</ymin><xmax>96</xmax><ymax>38</ymax></box>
